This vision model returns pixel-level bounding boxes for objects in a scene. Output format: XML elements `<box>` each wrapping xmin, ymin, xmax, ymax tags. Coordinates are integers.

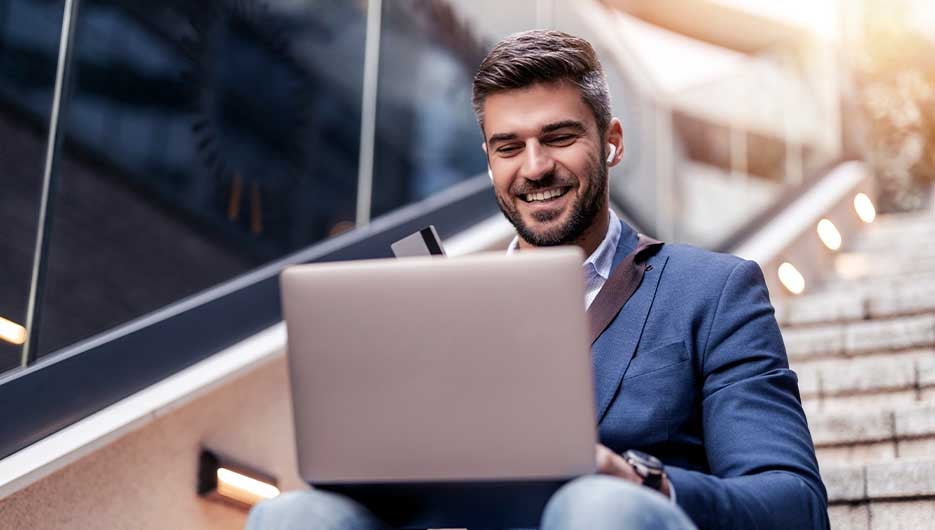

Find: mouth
<box><xmin>518</xmin><ymin>186</ymin><xmax>572</xmax><ymax>204</ymax></box>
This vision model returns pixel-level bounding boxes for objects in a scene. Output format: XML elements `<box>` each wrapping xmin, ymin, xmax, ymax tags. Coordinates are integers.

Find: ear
<box><xmin>605</xmin><ymin>117</ymin><xmax>624</xmax><ymax>167</ymax></box>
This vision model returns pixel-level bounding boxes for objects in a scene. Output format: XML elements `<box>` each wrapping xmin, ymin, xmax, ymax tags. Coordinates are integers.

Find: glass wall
<box><xmin>369</xmin><ymin>0</ymin><xmax>491</xmax><ymax>219</ymax></box>
<box><xmin>0</xmin><ymin>0</ymin><xmax>64</xmax><ymax>372</ymax></box>
<box><xmin>33</xmin><ymin>0</ymin><xmax>368</xmax><ymax>355</ymax></box>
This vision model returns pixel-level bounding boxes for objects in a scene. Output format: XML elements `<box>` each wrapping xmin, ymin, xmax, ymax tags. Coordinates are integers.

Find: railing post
<box><xmin>22</xmin><ymin>0</ymin><xmax>82</xmax><ymax>366</ymax></box>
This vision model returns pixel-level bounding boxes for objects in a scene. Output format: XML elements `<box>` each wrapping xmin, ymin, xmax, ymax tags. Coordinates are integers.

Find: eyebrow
<box><xmin>541</xmin><ymin>119</ymin><xmax>586</xmax><ymax>135</ymax></box>
<box><xmin>486</xmin><ymin>119</ymin><xmax>587</xmax><ymax>146</ymax></box>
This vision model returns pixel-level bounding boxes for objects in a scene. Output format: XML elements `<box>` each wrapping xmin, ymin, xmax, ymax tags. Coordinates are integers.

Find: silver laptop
<box><xmin>280</xmin><ymin>247</ymin><xmax>597</xmax><ymax>528</ymax></box>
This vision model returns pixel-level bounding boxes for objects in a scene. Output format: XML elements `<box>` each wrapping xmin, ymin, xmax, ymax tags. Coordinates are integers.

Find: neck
<box><xmin>574</xmin><ymin>207</ymin><xmax>611</xmax><ymax>257</ymax></box>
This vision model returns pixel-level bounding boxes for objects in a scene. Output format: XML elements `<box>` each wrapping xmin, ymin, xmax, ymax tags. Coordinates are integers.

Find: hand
<box><xmin>595</xmin><ymin>444</ymin><xmax>671</xmax><ymax>498</ymax></box>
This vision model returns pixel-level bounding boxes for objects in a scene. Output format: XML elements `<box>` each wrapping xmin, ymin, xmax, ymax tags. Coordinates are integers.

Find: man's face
<box><xmin>482</xmin><ymin>82</ymin><xmax>608</xmax><ymax>247</ymax></box>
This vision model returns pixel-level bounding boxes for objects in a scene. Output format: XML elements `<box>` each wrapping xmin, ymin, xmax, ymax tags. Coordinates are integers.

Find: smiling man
<box><xmin>246</xmin><ymin>30</ymin><xmax>829</xmax><ymax>530</ymax></box>
<box><xmin>469</xmin><ymin>30</ymin><xmax>829</xmax><ymax>530</ymax></box>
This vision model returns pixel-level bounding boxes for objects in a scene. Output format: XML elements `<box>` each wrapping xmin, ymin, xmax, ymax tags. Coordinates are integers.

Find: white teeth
<box><xmin>525</xmin><ymin>188</ymin><xmax>565</xmax><ymax>202</ymax></box>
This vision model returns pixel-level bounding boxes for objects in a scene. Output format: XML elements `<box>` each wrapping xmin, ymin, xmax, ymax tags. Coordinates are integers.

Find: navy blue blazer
<box><xmin>596</xmin><ymin>220</ymin><xmax>828</xmax><ymax>530</ymax></box>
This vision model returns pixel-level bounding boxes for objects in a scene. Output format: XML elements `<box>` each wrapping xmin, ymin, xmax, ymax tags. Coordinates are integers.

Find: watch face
<box><xmin>624</xmin><ymin>450</ymin><xmax>664</xmax><ymax>473</ymax></box>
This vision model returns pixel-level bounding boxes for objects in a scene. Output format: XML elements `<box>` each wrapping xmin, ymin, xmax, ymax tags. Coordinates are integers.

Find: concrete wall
<box><xmin>0</xmin><ymin>352</ymin><xmax>304</xmax><ymax>530</ymax></box>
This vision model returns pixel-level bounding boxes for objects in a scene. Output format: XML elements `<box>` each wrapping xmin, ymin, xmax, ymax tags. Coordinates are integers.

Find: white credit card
<box><xmin>391</xmin><ymin>225</ymin><xmax>447</xmax><ymax>258</ymax></box>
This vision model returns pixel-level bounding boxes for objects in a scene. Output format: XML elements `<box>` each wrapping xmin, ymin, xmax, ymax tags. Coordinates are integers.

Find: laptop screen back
<box><xmin>281</xmin><ymin>247</ymin><xmax>596</xmax><ymax>485</ymax></box>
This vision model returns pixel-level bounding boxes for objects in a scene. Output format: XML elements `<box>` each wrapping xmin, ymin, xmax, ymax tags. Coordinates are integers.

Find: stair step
<box><xmin>825</xmin><ymin>458</ymin><xmax>935</xmax><ymax>503</ymax></box>
<box><xmin>868</xmin><ymin>209</ymin><xmax>935</xmax><ymax>224</ymax></box>
<box><xmin>805</xmin><ymin>390</ymin><xmax>934</xmax><ymax>415</ymax></box>
<box><xmin>811</xmin><ymin>404</ymin><xmax>935</xmax><ymax>446</ymax></box>
<box><xmin>858</xmin><ymin>210</ymin><xmax>935</xmax><ymax>232</ymax></box>
<box><xmin>820</xmin><ymin>270</ymin><xmax>935</xmax><ymax>296</ymax></box>
<box><xmin>825</xmin><ymin>458</ymin><xmax>935</xmax><ymax>529</ymax></box>
<box><xmin>777</xmin><ymin>284</ymin><xmax>935</xmax><ymax>326</ymax></box>
<box><xmin>795</xmin><ymin>350</ymin><xmax>935</xmax><ymax>415</ymax></box>
<box><xmin>817</xmin><ymin>432</ymin><xmax>935</xmax><ymax>466</ymax></box>
<box><xmin>829</xmin><ymin>500</ymin><xmax>935</xmax><ymax>530</ymax></box>
<box><xmin>781</xmin><ymin>315</ymin><xmax>935</xmax><ymax>360</ymax></box>
<box><xmin>795</xmin><ymin>350</ymin><xmax>934</xmax><ymax>396</ymax></box>
<box><xmin>809</xmin><ymin>405</ymin><xmax>935</xmax><ymax>465</ymax></box>
<box><xmin>777</xmin><ymin>290</ymin><xmax>865</xmax><ymax>326</ymax></box>
<box><xmin>833</xmin><ymin>253</ymin><xmax>935</xmax><ymax>282</ymax></box>
<box><xmin>853</xmin><ymin>231</ymin><xmax>935</xmax><ymax>256</ymax></box>
<box><xmin>854</xmin><ymin>223</ymin><xmax>935</xmax><ymax>251</ymax></box>
<box><xmin>855</xmin><ymin>212</ymin><xmax>935</xmax><ymax>246</ymax></box>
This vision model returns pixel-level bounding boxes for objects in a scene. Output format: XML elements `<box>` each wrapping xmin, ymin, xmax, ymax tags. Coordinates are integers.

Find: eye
<box><xmin>496</xmin><ymin>144</ymin><xmax>522</xmax><ymax>156</ymax></box>
<box><xmin>545</xmin><ymin>134</ymin><xmax>576</xmax><ymax>146</ymax></box>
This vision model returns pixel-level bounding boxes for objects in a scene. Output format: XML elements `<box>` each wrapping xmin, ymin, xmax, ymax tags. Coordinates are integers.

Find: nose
<box><xmin>519</xmin><ymin>141</ymin><xmax>554</xmax><ymax>182</ymax></box>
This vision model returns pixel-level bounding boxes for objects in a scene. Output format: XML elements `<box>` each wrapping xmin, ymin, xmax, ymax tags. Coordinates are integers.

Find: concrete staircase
<box><xmin>776</xmin><ymin>209</ymin><xmax>935</xmax><ymax>529</ymax></box>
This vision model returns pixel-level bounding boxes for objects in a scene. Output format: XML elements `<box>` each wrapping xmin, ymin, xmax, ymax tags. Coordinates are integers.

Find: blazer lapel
<box><xmin>591</xmin><ymin>221</ymin><xmax>668</xmax><ymax>424</ymax></box>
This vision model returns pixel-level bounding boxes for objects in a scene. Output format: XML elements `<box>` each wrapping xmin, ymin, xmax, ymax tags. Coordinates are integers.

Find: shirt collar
<box><xmin>505</xmin><ymin>209</ymin><xmax>622</xmax><ymax>279</ymax></box>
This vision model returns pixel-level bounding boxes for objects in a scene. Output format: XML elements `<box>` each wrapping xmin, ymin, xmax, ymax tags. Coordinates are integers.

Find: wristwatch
<box><xmin>622</xmin><ymin>449</ymin><xmax>666</xmax><ymax>492</ymax></box>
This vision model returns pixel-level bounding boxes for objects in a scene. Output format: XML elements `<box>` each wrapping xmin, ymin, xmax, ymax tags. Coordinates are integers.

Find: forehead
<box><xmin>482</xmin><ymin>82</ymin><xmax>594</xmax><ymax>139</ymax></box>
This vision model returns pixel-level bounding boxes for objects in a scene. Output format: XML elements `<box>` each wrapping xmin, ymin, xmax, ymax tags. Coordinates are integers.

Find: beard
<box><xmin>496</xmin><ymin>149</ymin><xmax>607</xmax><ymax>247</ymax></box>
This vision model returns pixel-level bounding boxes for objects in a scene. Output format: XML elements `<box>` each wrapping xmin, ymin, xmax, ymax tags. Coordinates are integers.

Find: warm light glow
<box><xmin>216</xmin><ymin>468</ymin><xmax>280</xmax><ymax>506</ymax></box>
<box><xmin>778</xmin><ymin>262</ymin><xmax>806</xmax><ymax>295</ymax></box>
<box><xmin>0</xmin><ymin>316</ymin><xmax>26</xmax><ymax>345</ymax></box>
<box><xmin>854</xmin><ymin>193</ymin><xmax>876</xmax><ymax>223</ymax></box>
<box><xmin>817</xmin><ymin>218</ymin><xmax>842</xmax><ymax>251</ymax></box>
<box><xmin>711</xmin><ymin>0</ymin><xmax>841</xmax><ymax>41</ymax></box>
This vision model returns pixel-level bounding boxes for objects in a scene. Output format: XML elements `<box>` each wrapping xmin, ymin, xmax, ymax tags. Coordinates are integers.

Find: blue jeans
<box><xmin>245</xmin><ymin>475</ymin><xmax>697</xmax><ymax>530</ymax></box>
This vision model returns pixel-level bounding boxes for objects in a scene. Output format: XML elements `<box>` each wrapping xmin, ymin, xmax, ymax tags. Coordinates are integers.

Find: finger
<box><xmin>594</xmin><ymin>444</ymin><xmax>616</xmax><ymax>472</ymax></box>
<box><xmin>595</xmin><ymin>446</ymin><xmax>641</xmax><ymax>482</ymax></box>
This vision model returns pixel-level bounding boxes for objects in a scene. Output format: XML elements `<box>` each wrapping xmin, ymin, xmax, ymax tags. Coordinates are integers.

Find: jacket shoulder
<box><xmin>657</xmin><ymin>242</ymin><xmax>748</xmax><ymax>278</ymax></box>
<box><xmin>652</xmin><ymin>243</ymin><xmax>776</xmax><ymax>314</ymax></box>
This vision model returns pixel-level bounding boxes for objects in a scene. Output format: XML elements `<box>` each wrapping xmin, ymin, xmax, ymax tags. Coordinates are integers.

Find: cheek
<box><xmin>491</xmin><ymin>169</ymin><xmax>516</xmax><ymax>195</ymax></box>
<box><xmin>492</xmin><ymin>180</ymin><xmax>518</xmax><ymax>208</ymax></box>
<box><xmin>555</xmin><ymin>148</ymin><xmax>597</xmax><ymax>180</ymax></box>
<box><xmin>493</xmin><ymin>177</ymin><xmax>511</xmax><ymax>196</ymax></box>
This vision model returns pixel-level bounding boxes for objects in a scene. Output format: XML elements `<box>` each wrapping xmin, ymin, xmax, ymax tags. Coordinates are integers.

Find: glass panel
<box><xmin>0</xmin><ymin>0</ymin><xmax>64</xmax><ymax>372</ymax></box>
<box><xmin>36</xmin><ymin>0</ymin><xmax>366</xmax><ymax>356</ymax></box>
<box><xmin>369</xmin><ymin>0</ymin><xmax>547</xmax><ymax>219</ymax></box>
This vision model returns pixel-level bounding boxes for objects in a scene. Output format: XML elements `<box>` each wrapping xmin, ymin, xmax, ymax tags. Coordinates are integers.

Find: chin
<box><xmin>524</xmin><ymin>221</ymin><xmax>578</xmax><ymax>247</ymax></box>
<box><xmin>524</xmin><ymin>215</ymin><xmax>565</xmax><ymax>234</ymax></box>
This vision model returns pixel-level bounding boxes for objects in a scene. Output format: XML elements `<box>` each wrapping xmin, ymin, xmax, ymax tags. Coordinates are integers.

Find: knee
<box><xmin>541</xmin><ymin>475</ymin><xmax>693</xmax><ymax>530</ymax></box>
<box><xmin>246</xmin><ymin>489</ymin><xmax>376</xmax><ymax>530</ymax></box>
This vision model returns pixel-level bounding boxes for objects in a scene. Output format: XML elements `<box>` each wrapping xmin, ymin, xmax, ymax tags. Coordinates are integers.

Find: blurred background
<box><xmin>0</xmin><ymin>1</ymin><xmax>933</xmax><ymax>529</ymax></box>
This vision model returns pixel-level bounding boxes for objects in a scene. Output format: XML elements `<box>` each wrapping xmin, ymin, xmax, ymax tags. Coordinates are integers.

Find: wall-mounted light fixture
<box><xmin>817</xmin><ymin>218</ymin><xmax>842</xmax><ymax>251</ymax></box>
<box><xmin>778</xmin><ymin>262</ymin><xmax>806</xmax><ymax>295</ymax></box>
<box><xmin>198</xmin><ymin>450</ymin><xmax>280</xmax><ymax>510</ymax></box>
<box><xmin>854</xmin><ymin>193</ymin><xmax>876</xmax><ymax>223</ymax></box>
<box><xmin>0</xmin><ymin>316</ymin><xmax>26</xmax><ymax>346</ymax></box>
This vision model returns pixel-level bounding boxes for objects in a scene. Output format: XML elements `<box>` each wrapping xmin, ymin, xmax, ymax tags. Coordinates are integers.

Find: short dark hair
<box><xmin>472</xmin><ymin>30</ymin><xmax>611</xmax><ymax>136</ymax></box>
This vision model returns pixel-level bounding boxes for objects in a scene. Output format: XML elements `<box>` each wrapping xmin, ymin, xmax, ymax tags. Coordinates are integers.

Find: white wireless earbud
<box><xmin>487</xmin><ymin>166</ymin><xmax>494</xmax><ymax>181</ymax></box>
<box><xmin>606</xmin><ymin>144</ymin><xmax>617</xmax><ymax>164</ymax></box>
